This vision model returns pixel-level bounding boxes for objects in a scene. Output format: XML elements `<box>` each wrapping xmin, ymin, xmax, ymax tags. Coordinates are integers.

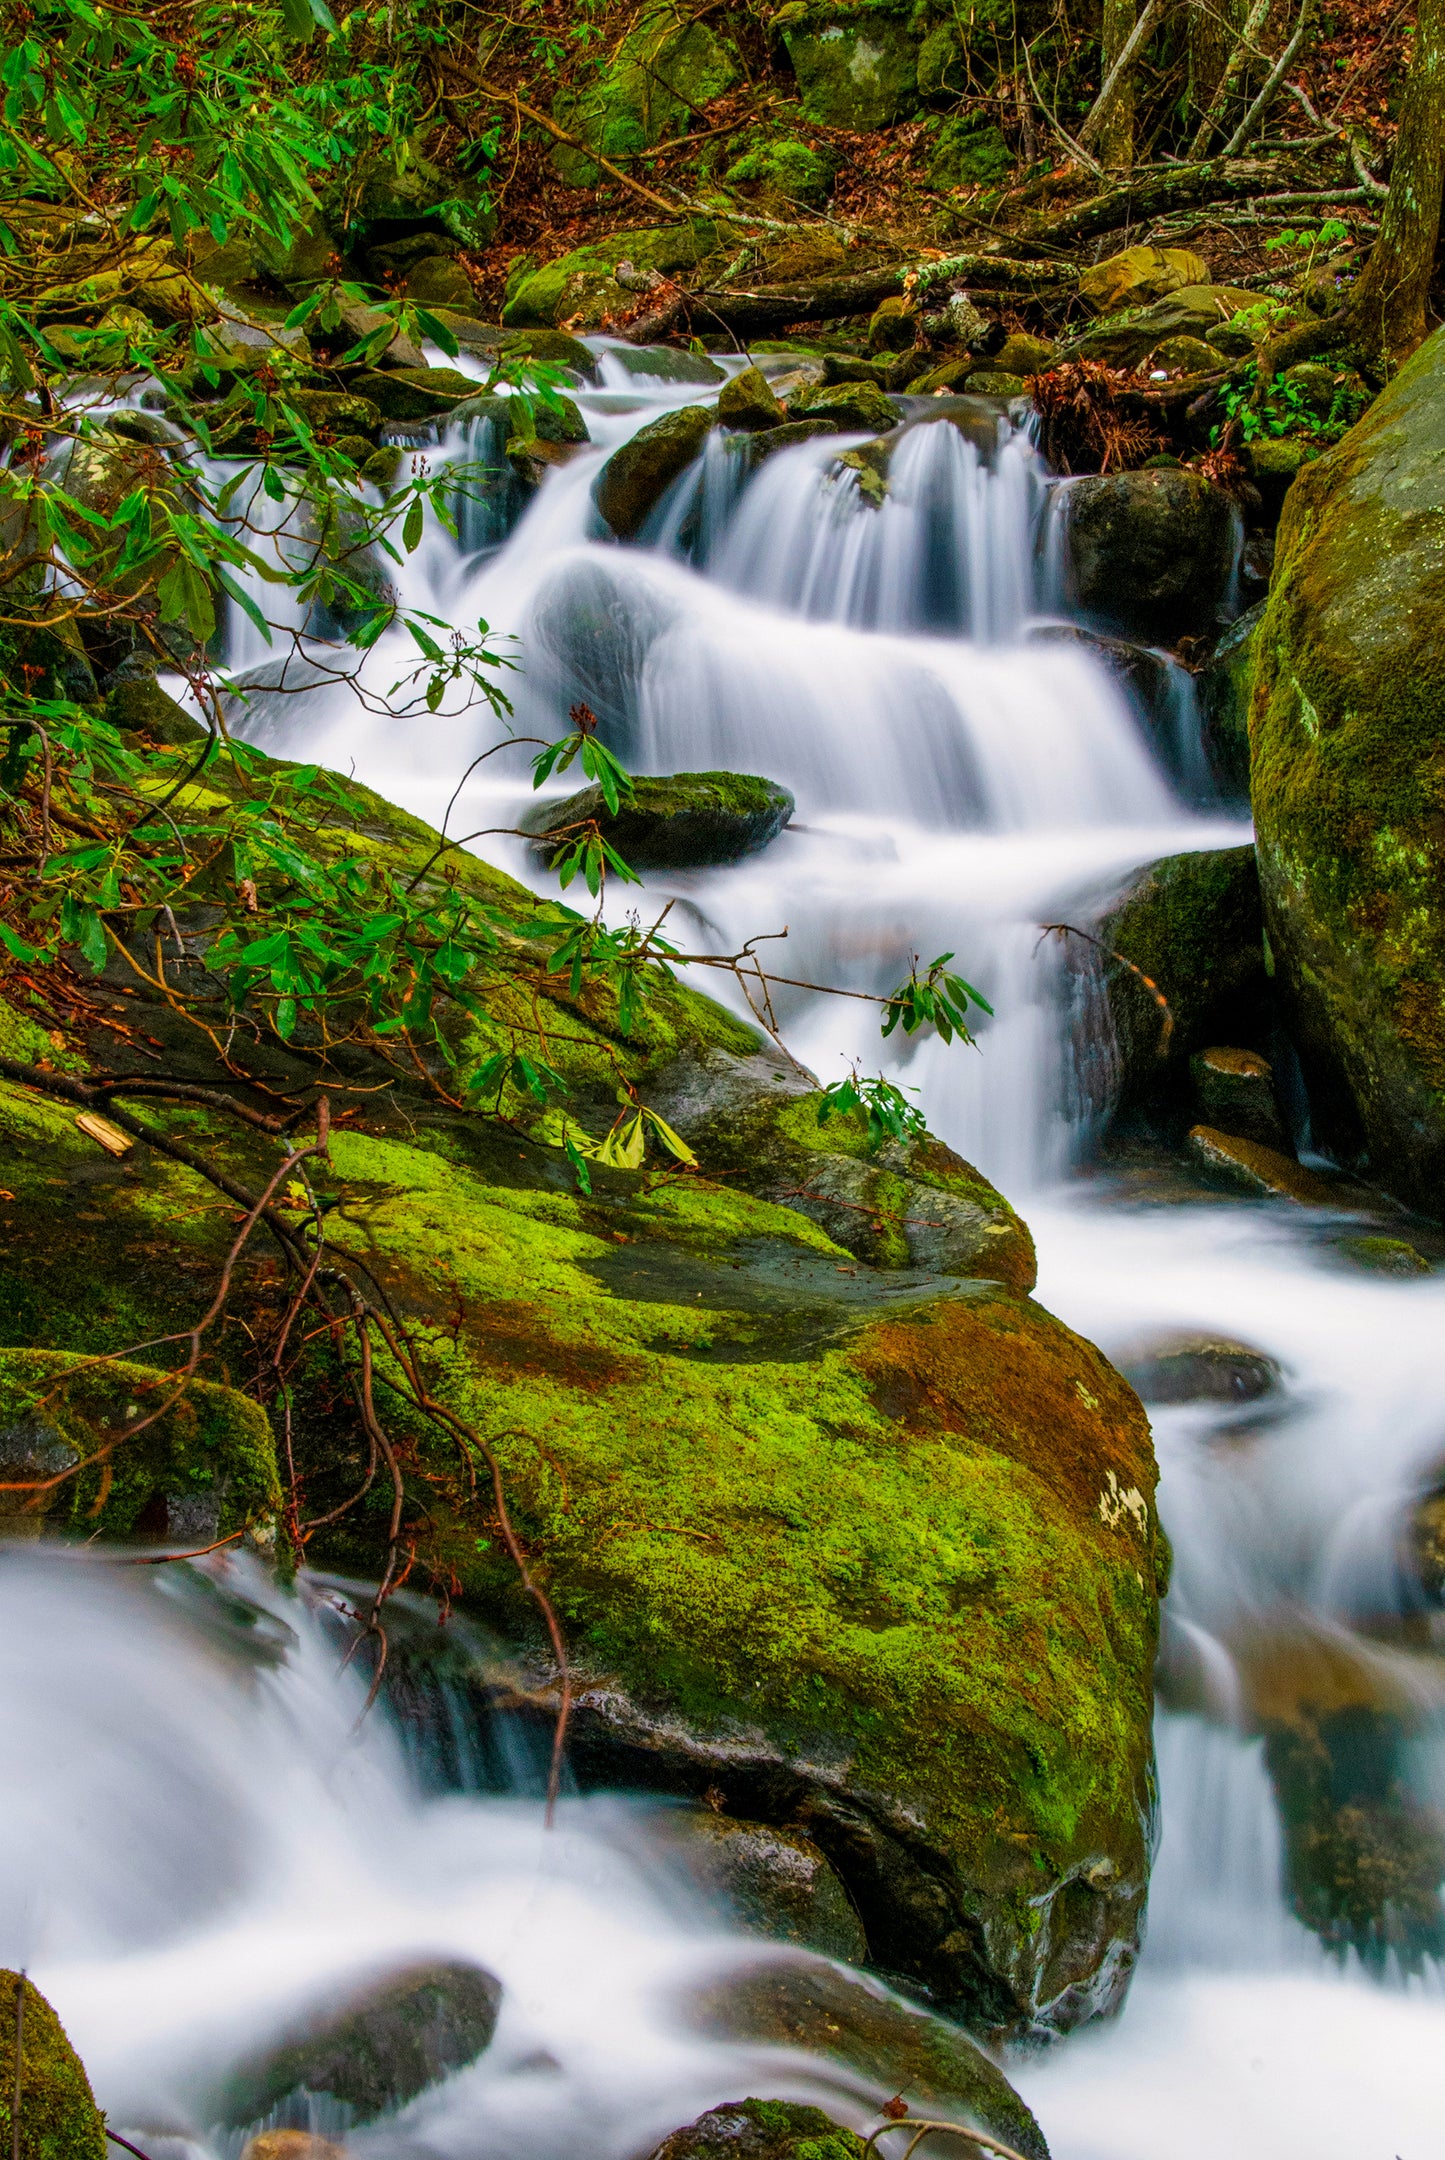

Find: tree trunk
<box><xmin>1098</xmin><ymin>0</ymin><xmax>1140</xmax><ymax>166</ymax></box>
<box><xmin>1340</xmin><ymin>0</ymin><xmax>1445</xmax><ymax>367</ymax></box>
<box><xmin>1188</xmin><ymin>0</ymin><xmax>1237</xmax><ymax>116</ymax></box>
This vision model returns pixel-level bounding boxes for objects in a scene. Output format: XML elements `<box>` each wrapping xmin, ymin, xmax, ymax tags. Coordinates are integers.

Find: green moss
<box><xmin>775</xmin><ymin>2</ymin><xmax>922</xmax><ymax>130</ymax></box>
<box><xmin>551</xmin><ymin>12</ymin><xmax>738</xmax><ymax>184</ymax></box>
<box><xmin>307</xmin><ymin>1121</ymin><xmax>1160</xmax><ymax>1932</ymax></box>
<box><xmin>1250</xmin><ymin>321</ymin><xmax>1445</xmax><ymax>1205</ymax></box>
<box><xmin>0</xmin><ymin>1974</ymin><xmax>106</xmax><ymax>2160</ymax></box>
<box><xmin>0</xmin><ymin>1346</ymin><xmax>281</xmax><ymax>1542</ymax></box>
<box><xmin>725</xmin><ymin>138</ymin><xmax>835</xmax><ymax>207</ymax></box>
<box><xmin>1100</xmin><ymin>844</ymin><xmax>1270</xmax><ymax>1095</ymax></box>
<box><xmin>929</xmin><ymin>118</ymin><xmax>1013</xmax><ymax>190</ymax></box>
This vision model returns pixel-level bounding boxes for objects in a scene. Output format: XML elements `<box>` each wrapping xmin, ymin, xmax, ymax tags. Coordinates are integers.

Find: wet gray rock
<box><xmin>609</xmin><ymin>345</ymin><xmax>726</xmax><ymax>385</ymax></box>
<box><xmin>1063</xmin><ymin>469</ymin><xmax>1237</xmax><ymax>644</ymax></box>
<box><xmin>659</xmin><ymin>1811</ymin><xmax>867</xmax><ymax>1961</ymax></box>
<box><xmin>681</xmin><ymin>1959</ymin><xmax>1049</xmax><ymax>2160</ymax></box>
<box><xmin>594</xmin><ymin>405</ymin><xmax>715</xmax><ymax>537</ymax></box>
<box><xmin>522</xmin><ymin>770</ymin><xmax>793</xmax><ymax>871</ymax></box>
<box><xmin>1116</xmin><ymin>1330</ymin><xmax>1281</xmax><ymax>1405</ymax></box>
<box><xmin>219</xmin><ymin>1959</ymin><xmax>502</xmax><ymax>2127</ymax></box>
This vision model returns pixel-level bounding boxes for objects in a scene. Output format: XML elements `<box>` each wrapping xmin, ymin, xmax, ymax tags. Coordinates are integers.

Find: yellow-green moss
<box><xmin>1251</xmin><ymin>322</ymin><xmax>1445</xmax><ymax>1205</ymax></box>
<box><xmin>0</xmin><ymin>1973</ymin><xmax>106</xmax><ymax>2160</ymax></box>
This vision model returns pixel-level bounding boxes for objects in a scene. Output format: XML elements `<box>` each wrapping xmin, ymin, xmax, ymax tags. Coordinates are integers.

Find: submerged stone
<box><xmin>1116</xmin><ymin>1330</ymin><xmax>1281</xmax><ymax>1405</ymax></box>
<box><xmin>686</xmin><ymin>1964</ymin><xmax>1047</xmax><ymax>2153</ymax></box>
<box><xmin>220</xmin><ymin>1960</ymin><xmax>503</xmax><ymax>2127</ymax></box>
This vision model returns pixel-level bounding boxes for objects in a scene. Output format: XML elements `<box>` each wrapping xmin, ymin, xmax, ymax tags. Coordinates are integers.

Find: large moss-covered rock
<box><xmin>776</xmin><ymin>1</ymin><xmax>921</xmax><ymax>129</ymax></box>
<box><xmin>1063</xmin><ymin>469</ymin><xmax>1237</xmax><ymax>644</ymax></box>
<box><xmin>595</xmin><ymin>405</ymin><xmax>716</xmax><ymax>536</ymax></box>
<box><xmin>2</xmin><ymin>755</ymin><xmax>1161</xmax><ymax>2043</ymax></box>
<box><xmin>551</xmin><ymin>6</ymin><xmax>738</xmax><ymax>184</ymax></box>
<box><xmin>1077</xmin><ymin>246</ymin><xmax>1209</xmax><ymax>315</ymax></box>
<box><xmin>0</xmin><ymin>1973</ymin><xmax>106</xmax><ymax>2160</ymax></box>
<box><xmin>503</xmin><ymin>225</ymin><xmax>723</xmax><ymax>330</ymax></box>
<box><xmin>522</xmin><ymin>769</ymin><xmax>794</xmax><ymax>869</ymax></box>
<box><xmin>1061</xmin><ymin>284</ymin><xmax>1258</xmax><ymax>370</ymax></box>
<box><xmin>1250</xmin><ymin>322</ymin><xmax>1445</xmax><ymax>1213</ymax></box>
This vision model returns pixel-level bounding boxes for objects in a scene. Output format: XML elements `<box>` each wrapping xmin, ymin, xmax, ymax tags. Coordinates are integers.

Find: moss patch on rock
<box><xmin>1250</xmin><ymin>322</ymin><xmax>1445</xmax><ymax>1213</ymax></box>
<box><xmin>0</xmin><ymin>1974</ymin><xmax>106</xmax><ymax>2160</ymax></box>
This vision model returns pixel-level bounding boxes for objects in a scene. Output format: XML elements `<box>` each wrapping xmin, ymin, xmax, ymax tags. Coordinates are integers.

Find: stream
<box><xmin>15</xmin><ymin>346</ymin><xmax>1445</xmax><ymax>2160</ymax></box>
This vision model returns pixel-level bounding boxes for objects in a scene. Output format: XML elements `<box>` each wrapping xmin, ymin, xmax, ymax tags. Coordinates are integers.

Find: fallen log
<box><xmin>690</xmin><ymin>255</ymin><xmax>1075</xmax><ymax>334</ymax></box>
<box><xmin>1003</xmin><ymin>158</ymin><xmax>1282</xmax><ymax>252</ymax></box>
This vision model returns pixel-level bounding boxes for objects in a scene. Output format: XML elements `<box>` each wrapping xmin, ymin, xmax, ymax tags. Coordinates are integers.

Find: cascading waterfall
<box><xmin>31</xmin><ymin>344</ymin><xmax>1445</xmax><ymax>2159</ymax></box>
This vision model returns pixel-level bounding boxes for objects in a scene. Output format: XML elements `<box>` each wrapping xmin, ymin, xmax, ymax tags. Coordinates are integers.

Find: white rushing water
<box><xmin>37</xmin><ymin>347</ymin><xmax>1445</xmax><ymax>2157</ymax></box>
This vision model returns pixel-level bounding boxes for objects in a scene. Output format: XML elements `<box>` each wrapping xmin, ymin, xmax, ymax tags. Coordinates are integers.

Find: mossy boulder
<box><xmin>0</xmin><ymin>1346</ymin><xmax>281</xmax><ymax>1545</ymax></box>
<box><xmin>718</xmin><ymin>366</ymin><xmax>788</xmax><ymax>431</ymax></box>
<box><xmin>789</xmin><ymin>379</ymin><xmax>900</xmax><ymax>434</ymax></box>
<box><xmin>726</xmin><ymin>137</ymin><xmax>836</xmax><ymax>208</ymax></box>
<box><xmin>776</xmin><ymin>1</ymin><xmax>921</xmax><ymax>129</ymax></box>
<box><xmin>2</xmin><ymin>753</ymin><xmax>1161</xmax><ymax>2042</ymax></box>
<box><xmin>522</xmin><ymin>770</ymin><xmax>794</xmax><ymax>869</ymax></box>
<box><xmin>1250</xmin><ymin>322</ymin><xmax>1445</xmax><ymax>1213</ymax></box>
<box><xmin>1062</xmin><ymin>469</ymin><xmax>1238</xmax><ymax>644</ymax></box>
<box><xmin>349</xmin><ymin>366</ymin><xmax>480</xmax><ymax>421</ymax></box>
<box><xmin>928</xmin><ymin>118</ymin><xmax>1013</xmax><ymax>191</ymax></box>
<box><xmin>595</xmin><ymin>405</ymin><xmax>716</xmax><ymax>537</ymax></box>
<box><xmin>685</xmin><ymin>1961</ymin><xmax>1048</xmax><ymax>2158</ymax></box>
<box><xmin>102</xmin><ymin>674</ymin><xmax>207</xmax><ymax>746</ymax></box>
<box><xmin>551</xmin><ymin>7</ymin><xmax>738</xmax><ymax>185</ymax></box>
<box><xmin>650</xmin><ymin>2102</ymin><xmax>862</xmax><ymax>2160</ymax></box>
<box><xmin>0</xmin><ymin>1973</ymin><xmax>106</xmax><ymax>2160</ymax></box>
<box><xmin>1061</xmin><ymin>284</ymin><xmax>1259</xmax><ymax>370</ymax></box>
<box><xmin>1095</xmin><ymin>846</ymin><xmax>1271</xmax><ymax>1103</ymax></box>
<box><xmin>503</xmin><ymin>225</ymin><xmax>723</xmax><ymax>330</ymax></box>
<box><xmin>1078</xmin><ymin>246</ymin><xmax>1210</xmax><ymax>314</ymax></box>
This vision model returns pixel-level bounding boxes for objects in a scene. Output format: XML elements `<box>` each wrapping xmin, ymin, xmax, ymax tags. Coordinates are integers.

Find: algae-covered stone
<box><xmin>1249</xmin><ymin>322</ymin><xmax>1445</xmax><ymax>1213</ymax></box>
<box><xmin>0</xmin><ymin>1347</ymin><xmax>282</xmax><ymax>1544</ymax></box>
<box><xmin>523</xmin><ymin>770</ymin><xmax>794</xmax><ymax>869</ymax></box>
<box><xmin>776</xmin><ymin>2</ymin><xmax>920</xmax><ymax>129</ymax></box>
<box><xmin>551</xmin><ymin>7</ymin><xmax>738</xmax><ymax>184</ymax></box>
<box><xmin>790</xmin><ymin>379</ymin><xmax>899</xmax><ymax>434</ymax></box>
<box><xmin>1078</xmin><ymin>245</ymin><xmax>1209</xmax><ymax>314</ymax></box>
<box><xmin>726</xmin><ymin>137</ymin><xmax>836</xmax><ymax>208</ymax></box>
<box><xmin>504</xmin><ymin>226</ymin><xmax>720</xmax><ymax>330</ymax></box>
<box><xmin>610</xmin><ymin>346</ymin><xmax>726</xmax><ymax>386</ymax></box>
<box><xmin>1063</xmin><ymin>468</ymin><xmax>1237</xmax><ymax>643</ymax></box>
<box><xmin>718</xmin><ymin>365</ymin><xmax>787</xmax><ymax>431</ymax></box>
<box><xmin>685</xmin><ymin>1961</ymin><xmax>1049</xmax><ymax>2158</ymax></box>
<box><xmin>649</xmin><ymin>2102</ymin><xmax>861</xmax><ymax>2160</ymax></box>
<box><xmin>0</xmin><ymin>1972</ymin><xmax>106</xmax><ymax>2160</ymax></box>
<box><xmin>929</xmin><ymin>117</ymin><xmax>1012</xmax><ymax>190</ymax></box>
<box><xmin>1191</xmin><ymin>1044</ymin><xmax>1291</xmax><ymax>1152</ymax></box>
<box><xmin>904</xmin><ymin>358</ymin><xmax>973</xmax><ymax>394</ymax></box>
<box><xmin>964</xmin><ymin>369</ymin><xmax>1025</xmax><ymax>397</ymax></box>
<box><xmin>1062</xmin><ymin>284</ymin><xmax>1258</xmax><ymax>370</ymax></box>
<box><xmin>866</xmin><ymin>294</ymin><xmax>915</xmax><ymax>353</ymax></box>
<box><xmin>1148</xmin><ymin>334</ymin><xmax>1221</xmax><ymax>377</ymax></box>
<box><xmin>595</xmin><ymin>405</ymin><xmax>715</xmax><ymax>536</ymax></box>
<box><xmin>5</xmin><ymin>754</ymin><xmax>1162</xmax><ymax>2045</ymax></box>
<box><xmin>994</xmin><ymin>332</ymin><xmax>1054</xmax><ymax>376</ymax></box>
<box><xmin>350</xmin><ymin>366</ymin><xmax>479</xmax><ymax>421</ymax></box>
